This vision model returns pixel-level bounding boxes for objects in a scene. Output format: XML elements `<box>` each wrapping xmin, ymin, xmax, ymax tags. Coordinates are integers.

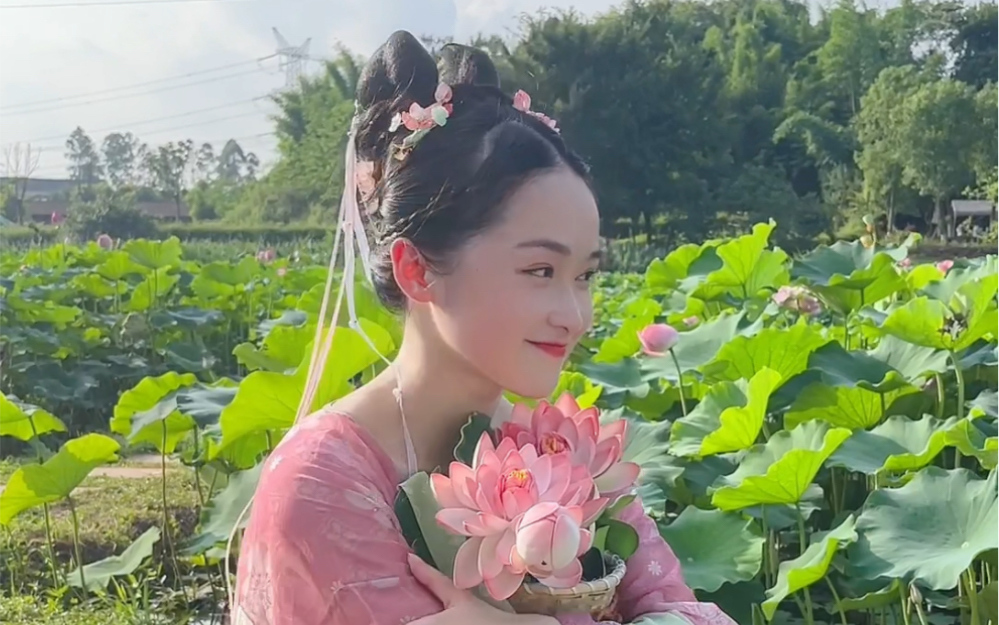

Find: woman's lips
<box><xmin>527</xmin><ymin>341</ymin><xmax>568</xmax><ymax>358</ymax></box>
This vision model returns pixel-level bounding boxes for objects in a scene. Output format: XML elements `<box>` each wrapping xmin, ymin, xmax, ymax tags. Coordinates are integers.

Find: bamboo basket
<box><xmin>506</xmin><ymin>554</ymin><xmax>626</xmax><ymax>617</ymax></box>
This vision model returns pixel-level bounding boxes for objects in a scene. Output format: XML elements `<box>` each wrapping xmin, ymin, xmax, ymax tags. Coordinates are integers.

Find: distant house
<box><xmin>24</xmin><ymin>199</ymin><xmax>190</xmax><ymax>224</ymax></box>
<box><xmin>0</xmin><ymin>177</ymin><xmax>76</xmax><ymax>201</ymax></box>
<box><xmin>951</xmin><ymin>200</ymin><xmax>996</xmax><ymax>221</ymax></box>
<box><xmin>2</xmin><ymin>177</ymin><xmax>190</xmax><ymax>223</ymax></box>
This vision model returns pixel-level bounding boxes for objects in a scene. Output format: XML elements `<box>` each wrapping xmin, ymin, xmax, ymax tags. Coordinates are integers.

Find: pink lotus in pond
<box><xmin>637</xmin><ymin>323</ymin><xmax>679</xmax><ymax>356</ymax></box>
<box><xmin>773</xmin><ymin>285</ymin><xmax>822</xmax><ymax>316</ymax></box>
<box><xmin>432</xmin><ymin>433</ymin><xmax>607</xmax><ymax>600</ymax></box>
<box><xmin>95</xmin><ymin>234</ymin><xmax>114</xmax><ymax>250</ymax></box>
<box><xmin>256</xmin><ymin>248</ymin><xmax>276</xmax><ymax>263</ymax></box>
<box><xmin>500</xmin><ymin>393</ymin><xmax>640</xmax><ymax>503</ymax></box>
<box><xmin>936</xmin><ymin>259</ymin><xmax>954</xmax><ymax>274</ymax></box>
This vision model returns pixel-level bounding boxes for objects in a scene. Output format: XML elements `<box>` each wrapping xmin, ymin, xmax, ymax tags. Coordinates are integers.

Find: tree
<box><xmin>898</xmin><ymin>77</ymin><xmax>986</xmax><ymax>237</ymax></box>
<box><xmin>1</xmin><ymin>142</ymin><xmax>41</xmax><ymax>224</ymax></box>
<box><xmin>101</xmin><ymin>132</ymin><xmax>139</xmax><ymax>189</ymax></box>
<box><xmin>65</xmin><ymin>127</ymin><xmax>102</xmax><ymax>190</ymax></box>
<box><xmin>949</xmin><ymin>2</ymin><xmax>998</xmax><ymax>89</ymax></box>
<box><xmin>142</xmin><ymin>140</ymin><xmax>193</xmax><ymax>219</ymax></box>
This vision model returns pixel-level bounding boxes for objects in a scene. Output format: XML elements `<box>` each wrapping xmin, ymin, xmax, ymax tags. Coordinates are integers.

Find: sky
<box><xmin>0</xmin><ymin>0</ymin><xmax>617</xmax><ymax>179</ymax></box>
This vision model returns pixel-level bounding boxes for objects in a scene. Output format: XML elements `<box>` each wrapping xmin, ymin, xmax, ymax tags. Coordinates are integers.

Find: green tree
<box><xmin>101</xmin><ymin>132</ymin><xmax>139</xmax><ymax>189</ymax></box>
<box><xmin>65</xmin><ymin>127</ymin><xmax>103</xmax><ymax>190</ymax></box>
<box><xmin>142</xmin><ymin>140</ymin><xmax>193</xmax><ymax>219</ymax></box>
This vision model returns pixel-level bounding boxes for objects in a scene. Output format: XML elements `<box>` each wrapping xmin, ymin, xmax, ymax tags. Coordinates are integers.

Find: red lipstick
<box><xmin>528</xmin><ymin>341</ymin><xmax>568</xmax><ymax>358</ymax></box>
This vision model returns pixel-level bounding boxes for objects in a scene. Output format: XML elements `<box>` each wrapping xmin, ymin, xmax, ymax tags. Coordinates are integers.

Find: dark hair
<box><xmin>352</xmin><ymin>31</ymin><xmax>592</xmax><ymax>310</ymax></box>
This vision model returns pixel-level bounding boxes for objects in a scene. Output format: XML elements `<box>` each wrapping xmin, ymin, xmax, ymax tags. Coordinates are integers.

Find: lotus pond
<box><xmin>0</xmin><ymin>221</ymin><xmax>996</xmax><ymax>625</ymax></box>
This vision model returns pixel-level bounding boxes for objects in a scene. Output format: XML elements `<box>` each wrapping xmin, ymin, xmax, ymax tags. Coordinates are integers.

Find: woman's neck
<box><xmin>381</xmin><ymin>318</ymin><xmax>503</xmax><ymax>472</ymax></box>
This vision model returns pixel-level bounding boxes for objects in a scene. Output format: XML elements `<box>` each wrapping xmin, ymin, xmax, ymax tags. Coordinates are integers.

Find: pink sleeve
<box><xmin>556</xmin><ymin>499</ymin><xmax>735</xmax><ymax>625</ymax></box>
<box><xmin>233</xmin><ymin>416</ymin><xmax>443</xmax><ymax>625</ymax></box>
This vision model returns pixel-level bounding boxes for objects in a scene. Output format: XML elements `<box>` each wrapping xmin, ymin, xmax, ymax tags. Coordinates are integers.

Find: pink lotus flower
<box><xmin>256</xmin><ymin>248</ymin><xmax>276</xmax><ymax>263</ymax></box>
<box><xmin>391</xmin><ymin>83</ymin><xmax>453</xmax><ymax>132</ymax></box>
<box><xmin>432</xmin><ymin>433</ymin><xmax>606</xmax><ymax>600</ymax></box>
<box><xmin>95</xmin><ymin>234</ymin><xmax>113</xmax><ymax>250</ymax></box>
<box><xmin>682</xmin><ymin>315</ymin><xmax>700</xmax><ymax>328</ymax></box>
<box><xmin>773</xmin><ymin>286</ymin><xmax>822</xmax><ymax>315</ymax></box>
<box><xmin>276</xmin><ymin>267</ymin><xmax>287</xmax><ymax>278</ymax></box>
<box><xmin>500</xmin><ymin>394</ymin><xmax>640</xmax><ymax>503</ymax></box>
<box><xmin>897</xmin><ymin>257</ymin><xmax>912</xmax><ymax>270</ymax></box>
<box><xmin>936</xmin><ymin>259</ymin><xmax>954</xmax><ymax>274</ymax></box>
<box><xmin>638</xmin><ymin>323</ymin><xmax>679</xmax><ymax>356</ymax></box>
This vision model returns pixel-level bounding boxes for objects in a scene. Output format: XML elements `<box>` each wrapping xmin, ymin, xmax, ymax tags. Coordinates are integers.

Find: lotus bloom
<box><xmin>682</xmin><ymin>315</ymin><xmax>700</xmax><ymax>328</ymax></box>
<box><xmin>95</xmin><ymin>234</ymin><xmax>113</xmax><ymax>250</ymax></box>
<box><xmin>500</xmin><ymin>394</ymin><xmax>640</xmax><ymax>503</ymax></box>
<box><xmin>256</xmin><ymin>248</ymin><xmax>276</xmax><ymax>263</ymax></box>
<box><xmin>897</xmin><ymin>257</ymin><xmax>912</xmax><ymax>270</ymax></box>
<box><xmin>936</xmin><ymin>259</ymin><xmax>954</xmax><ymax>274</ymax></box>
<box><xmin>773</xmin><ymin>286</ymin><xmax>821</xmax><ymax>316</ymax></box>
<box><xmin>276</xmin><ymin>267</ymin><xmax>288</xmax><ymax>278</ymax></box>
<box><xmin>637</xmin><ymin>323</ymin><xmax>679</xmax><ymax>356</ymax></box>
<box><xmin>432</xmin><ymin>433</ymin><xmax>606</xmax><ymax>600</ymax></box>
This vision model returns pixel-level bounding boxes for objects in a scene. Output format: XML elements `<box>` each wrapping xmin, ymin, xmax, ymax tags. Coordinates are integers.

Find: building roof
<box><xmin>25</xmin><ymin>199</ymin><xmax>189</xmax><ymax>219</ymax></box>
<box><xmin>951</xmin><ymin>200</ymin><xmax>996</xmax><ymax>216</ymax></box>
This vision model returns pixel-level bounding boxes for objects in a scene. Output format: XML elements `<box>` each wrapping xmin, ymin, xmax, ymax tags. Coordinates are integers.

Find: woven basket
<box><xmin>506</xmin><ymin>554</ymin><xmax>627</xmax><ymax>617</ymax></box>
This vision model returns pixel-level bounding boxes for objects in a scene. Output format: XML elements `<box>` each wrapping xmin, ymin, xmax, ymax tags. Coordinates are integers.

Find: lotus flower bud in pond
<box><xmin>96</xmin><ymin>234</ymin><xmax>113</xmax><ymax>250</ymax></box>
<box><xmin>936</xmin><ymin>259</ymin><xmax>954</xmax><ymax>274</ymax></box>
<box><xmin>637</xmin><ymin>323</ymin><xmax>679</xmax><ymax>356</ymax></box>
<box><xmin>682</xmin><ymin>316</ymin><xmax>699</xmax><ymax>328</ymax></box>
<box><xmin>773</xmin><ymin>286</ymin><xmax>822</xmax><ymax>316</ymax></box>
<box><xmin>256</xmin><ymin>248</ymin><xmax>276</xmax><ymax>263</ymax></box>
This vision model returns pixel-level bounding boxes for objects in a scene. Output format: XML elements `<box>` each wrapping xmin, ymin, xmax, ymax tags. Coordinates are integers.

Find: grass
<box><xmin>0</xmin><ymin>595</ymin><xmax>175</xmax><ymax>625</ymax></box>
<box><xmin>0</xmin><ymin>457</ymin><xmax>201</xmax><ymax>588</ymax></box>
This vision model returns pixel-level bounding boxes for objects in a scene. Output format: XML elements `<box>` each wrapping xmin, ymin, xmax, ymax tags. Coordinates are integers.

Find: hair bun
<box><xmin>355</xmin><ymin>30</ymin><xmax>439</xmax><ymax>111</ymax></box>
<box><xmin>437</xmin><ymin>43</ymin><xmax>500</xmax><ymax>88</ymax></box>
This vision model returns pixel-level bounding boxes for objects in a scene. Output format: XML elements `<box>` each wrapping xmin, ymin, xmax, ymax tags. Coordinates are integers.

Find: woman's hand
<box><xmin>407</xmin><ymin>553</ymin><xmax>557</xmax><ymax>625</ymax></box>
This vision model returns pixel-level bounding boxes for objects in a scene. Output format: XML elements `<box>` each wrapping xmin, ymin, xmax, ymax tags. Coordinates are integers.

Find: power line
<box><xmin>1</xmin><ymin>54</ymin><xmax>277</xmax><ymax>111</ymax></box>
<box><xmin>1</xmin><ymin>0</ymin><xmax>273</xmax><ymax>8</ymax></box>
<box><xmin>13</xmin><ymin>97</ymin><xmax>272</xmax><ymax>145</ymax></box>
<box><xmin>4</xmin><ymin>68</ymin><xmax>275</xmax><ymax>116</ymax></box>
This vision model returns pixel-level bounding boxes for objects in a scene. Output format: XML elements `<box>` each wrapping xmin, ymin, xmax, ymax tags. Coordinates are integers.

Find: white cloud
<box><xmin>0</xmin><ymin>0</ymin><xmax>610</xmax><ymax>176</ymax></box>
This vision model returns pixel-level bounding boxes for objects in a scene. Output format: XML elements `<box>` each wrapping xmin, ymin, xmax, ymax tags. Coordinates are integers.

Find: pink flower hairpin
<box><xmin>390</xmin><ymin>83</ymin><xmax>453</xmax><ymax>158</ymax></box>
<box><xmin>513</xmin><ymin>90</ymin><xmax>559</xmax><ymax>133</ymax></box>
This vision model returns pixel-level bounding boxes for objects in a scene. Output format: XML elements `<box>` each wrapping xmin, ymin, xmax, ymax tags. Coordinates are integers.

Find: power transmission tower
<box><xmin>273</xmin><ymin>28</ymin><xmax>311</xmax><ymax>89</ymax></box>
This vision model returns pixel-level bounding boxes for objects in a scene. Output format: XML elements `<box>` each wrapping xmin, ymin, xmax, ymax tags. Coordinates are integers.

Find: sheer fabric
<box><xmin>234</xmin><ymin>410</ymin><xmax>735</xmax><ymax>625</ymax></box>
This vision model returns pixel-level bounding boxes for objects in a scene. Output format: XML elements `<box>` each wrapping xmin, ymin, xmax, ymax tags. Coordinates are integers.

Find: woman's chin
<box><xmin>504</xmin><ymin>367</ymin><xmax>563</xmax><ymax>401</ymax></box>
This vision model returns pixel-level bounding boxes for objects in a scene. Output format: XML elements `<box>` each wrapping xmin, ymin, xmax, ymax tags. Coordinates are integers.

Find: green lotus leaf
<box><xmin>71</xmin><ymin>273</ymin><xmax>116</xmax><ymax>299</ymax></box>
<box><xmin>944</xmin><ymin>418</ymin><xmax>998</xmax><ymax>470</ymax></box>
<box><xmin>847</xmin><ymin>467</ymin><xmax>998</xmax><ymax>590</ymax></box>
<box><xmin>784</xmin><ymin>382</ymin><xmax>918</xmax><ymax>430</ymax></box>
<box><xmin>762</xmin><ymin>516</ymin><xmax>858</xmax><ymax>619</ymax></box>
<box><xmin>693</xmin><ymin>221</ymin><xmax>789</xmax><ymax>301</ymax></box>
<box><xmin>671</xmin><ymin>368</ymin><xmax>783</xmax><ymax>457</ymax></box>
<box><xmin>579</xmin><ymin>359</ymin><xmax>649</xmax><ymax>400</ymax></box>
<box><xmin>711</xmin><ymin>421</ymin><xmax>851</xmax><ymax>511</ymax></box>
<box><xmin>970</xmin><ymin>390</ymin><xmax>998</xmax><ymax>419</ymax></box>
<box><xmin>67</xmin><ymin>526</ymin><xmax>160</xmax><ymax>591</ymax></box>
<box><xmin>828</xmin><ymin>415</ymin><xmax>960</xmax><ymax>474</ymax></box>
<box><xmin>127</xmin><ymin>268</ymin><xmax>180</xmax><ymax>312</ymax></box>
<box><xmin>807</xmin><ymin>340</ymin><xmax>940</xmax><ymax>394</ymax></box>
<box><xmin>923</xmin><ymin>261</ymin><xmax>999</xmax><ymax>305</ymax></box>
<box><xmin>640</xmin><ymin>311</ymin><xmax>758</xmax><ymax>381</ymax></box>
<box><xmin>183</xmin><ymin>464</ymin><xmax>263</xmax><ymax>555</ymax></box>
<box><xmin>111</xmin><ymin>371</ymin><xmax>198</xmax><ymax>436</ymax></box>
<box><xmin>791</xmin><ymin>240</ymin><xmax>908</xmax><ymax>312</ymax></box>
<box><xmin>0</xmin><ymin>392</ymin><xmax>66</xmax><ymax>441</ymax></box>
<box><xmin>126</xmin><ymin>394</ymin><xmax>197</xmax><ymax>454</ymax></box>
<box><xmin>123</xmin><ymin>236</ymin><xmax>183</xmax><ymax>270</ymax></box>
<box><xmin>95</xmin><ymin>251</ymin><xmax>146</xmax><ymax>281</ymax></box>
<box><xmin>658</xmin><ymin>506</ymin><xmax>764</xmax><ymax>592</ymax></box>
<box><xmin>645</xmin><ymin>243</ymin><xmax>711</xmax><ymax>292</ymax></box>
<box><xmin>879</xmin><ymin>275</ymin><xmax>998</xmax><ymax>352</ymax></box>
<box><xmin>199</xmin><ymin>256</ymin><xmax>258</xmax><ymax>286</ymax></box>
<box><xmin>833</xmin><ymin>579</ymin><xmax>902</xmax><ymax>613</ymax></box>
<box><xmin>603</xmin><ymin>410</ymin><xmax>682</xmax><ymax>493</ymax></box>
<box><xmin>867</xmin><ymin>335</ymin><xmax>950</xmax><ymax>384</ymax></box>
<box><xmin>0</xmin><ymin>433</ymin><xmax>121</xmax><ymax>525</ymax></box>
<box><xmin>217</xmin><ymin>320</ymin><xmax>393</xmax><ymax>452</ymax></box>
<box><xmin>710</xmin><ymin>322</ymin><xmax>830</xmax><ymax>383</ymax></box>
<box><xmin>550</xmin><ymin>371</ymin><xmax>602</xmax><ymax>409</ymax></box>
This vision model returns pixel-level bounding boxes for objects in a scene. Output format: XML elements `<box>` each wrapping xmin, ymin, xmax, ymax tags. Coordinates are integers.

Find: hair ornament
<box><xmin>513</xmin><ymin>89</ymin><xmax>559</xmax><ymax>133</ymax></box>
<box><xmin>390</xmin><ymin>82</ymin><xmax>454</xmax><ymax>159</ymax></box>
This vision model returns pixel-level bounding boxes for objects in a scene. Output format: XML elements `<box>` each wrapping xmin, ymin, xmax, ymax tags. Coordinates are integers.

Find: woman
<box><xmin>234</xmin><ymin>31</ymin><xmax>735</xmax><ymax>625</ymax></box>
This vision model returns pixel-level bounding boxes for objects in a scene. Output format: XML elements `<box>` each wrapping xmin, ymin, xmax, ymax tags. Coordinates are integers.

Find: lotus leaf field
<box><xmin>1</xmin><ymin>221</ymin><xmax>996</xmax><ymax>625</ymax></box>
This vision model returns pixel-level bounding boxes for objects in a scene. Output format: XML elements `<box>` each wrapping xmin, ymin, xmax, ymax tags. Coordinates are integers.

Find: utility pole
<box><xmin>272</xmin><ymin>28</ymin><xmax>311</xmax><ymax>89</ymax></box>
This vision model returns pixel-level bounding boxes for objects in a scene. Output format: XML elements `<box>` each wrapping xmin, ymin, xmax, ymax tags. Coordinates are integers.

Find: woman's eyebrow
<box><xmin>515</xmin><ymin>239</ymin><xmax>602</xmax><ymax>259</ymax></box>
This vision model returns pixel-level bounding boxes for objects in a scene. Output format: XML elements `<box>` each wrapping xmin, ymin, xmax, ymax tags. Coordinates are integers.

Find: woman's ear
<box><xmin>390</xmin><ymin>238</ymin><xmax>436</xmax><ymax>304</ymax></box>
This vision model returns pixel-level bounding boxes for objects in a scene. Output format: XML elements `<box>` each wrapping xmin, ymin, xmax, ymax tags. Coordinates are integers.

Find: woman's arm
<box><xmin>554</xmin><ymin>499</ymin><xmax>736</xmax><ymax>625</ymax></box>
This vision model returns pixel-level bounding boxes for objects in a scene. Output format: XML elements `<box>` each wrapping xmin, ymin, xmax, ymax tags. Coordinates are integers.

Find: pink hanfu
<box><xmin>234</xmin><ymin>410</ymin><xmax>736</xmax><ymax>625</ymax></box>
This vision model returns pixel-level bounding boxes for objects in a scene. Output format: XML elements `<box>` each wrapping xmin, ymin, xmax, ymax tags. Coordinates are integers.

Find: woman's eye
<box><xmin>578</xmin><ymin>270</ymin><xmax>597</xmax><ymax>283</ymax></box>
<box><xmin>525</xmin><ymin>267</ymin><xmax>554</xmax><ymax>279</ymax></box>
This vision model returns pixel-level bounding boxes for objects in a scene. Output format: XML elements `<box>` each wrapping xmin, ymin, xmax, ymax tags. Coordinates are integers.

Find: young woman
<box><xmin>234</xmin><ymin>31</ymin><xmax>735</xmax><ymax>625</ymax></box>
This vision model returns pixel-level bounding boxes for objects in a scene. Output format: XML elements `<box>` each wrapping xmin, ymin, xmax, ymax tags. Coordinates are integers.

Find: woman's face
<box><xmin>430</xmin><ymin>168</ymin><xmax>601</xmax><ymax>398</ymax></box>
